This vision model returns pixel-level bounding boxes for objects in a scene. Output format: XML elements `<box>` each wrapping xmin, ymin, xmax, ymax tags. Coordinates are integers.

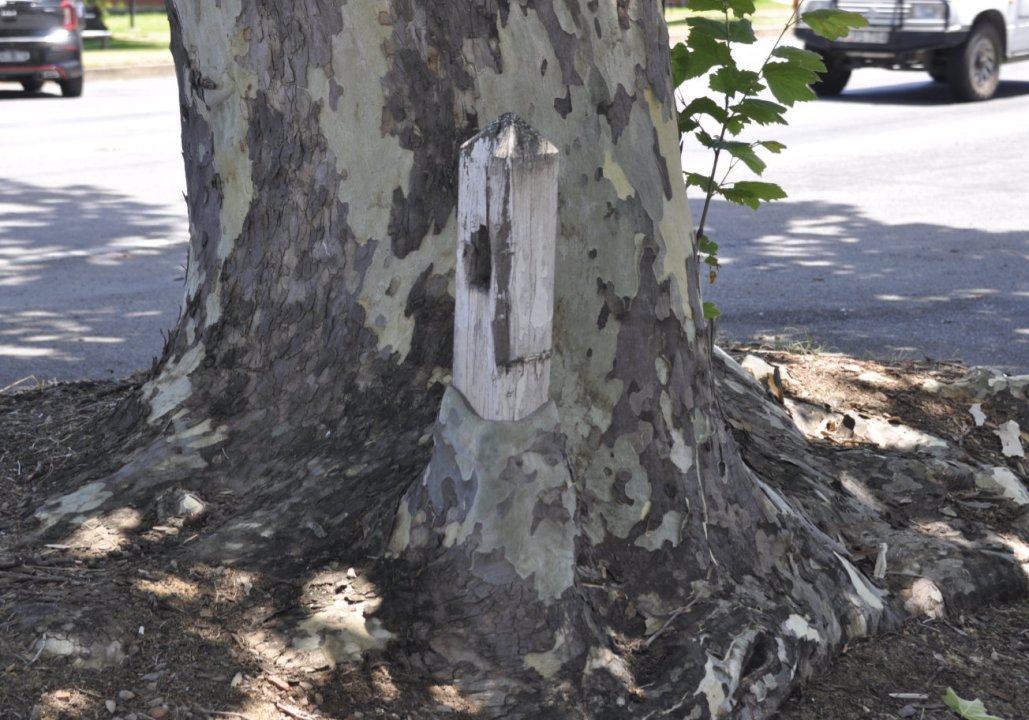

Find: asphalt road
<box><xmin>687</xmin><ymin>44</ymin><xmax>1029</xmax><ymax>374</ymax></box>
<box><xmin>1</xmin><ymin>47</ymin><xmax>1027</xmax><ymax>391</ymax></box>
<box><xmin>0</xmin><ymin>74</ymin><xmax>187</xmax><ymax>390</ymax></box>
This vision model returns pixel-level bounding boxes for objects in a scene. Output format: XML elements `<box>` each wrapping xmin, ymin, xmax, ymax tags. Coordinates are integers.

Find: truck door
<box><xmin>1014</xmin><ymin>0</ymin><xmax>1029</xmax><ymax>54</ymax></box>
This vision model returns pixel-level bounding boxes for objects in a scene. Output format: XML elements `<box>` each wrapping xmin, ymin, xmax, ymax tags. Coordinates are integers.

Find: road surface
<box><xmin>685</xmin><ymin>43</ymin><xmax>1029</xmax><ymax>373</ymax></box>
<box><xmin>1</xmin><ymin>49</ymin><xmax>1027</xmax><ymax>391</ymax></box>
<box><xmin>0</xmin><ymin>74</ymin><xmax>187</xmax><ymax>390</ymax></box>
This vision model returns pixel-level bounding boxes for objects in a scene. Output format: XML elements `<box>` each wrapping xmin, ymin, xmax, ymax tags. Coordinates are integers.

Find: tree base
<box><xmin>3</xmin><ymin>349</ymin><xmax>1026</xmax><ymax>717</ymax></box>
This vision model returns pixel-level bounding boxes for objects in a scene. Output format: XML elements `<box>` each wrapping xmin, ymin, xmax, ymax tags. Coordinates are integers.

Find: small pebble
<box><xmin>118</xmin><ymin>690</ymin><xmax>135</xmax><ymax>701</ymax></box>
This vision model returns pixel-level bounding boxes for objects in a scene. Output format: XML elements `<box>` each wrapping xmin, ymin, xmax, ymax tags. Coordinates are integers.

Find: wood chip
<box><xmin>266</xmin><ymin>674</ymin><xmax>291</xmax><ymax>692</ymax></box>
<box><xmin>275</xmin><ymin>702</ymin><xmax>318</xmax><ymax>720</ymax></box>
<box><xmin>888</xmin><ymin>693</ymin><xmax>929</xmax><ymax>700</ymax></box>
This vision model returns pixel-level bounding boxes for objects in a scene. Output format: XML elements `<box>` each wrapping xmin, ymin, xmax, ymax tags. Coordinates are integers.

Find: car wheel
<box><xmin>21</xmin><ymin>79</ymin><xmax>44</xmax><ymax>93</ymax></box>
<box><xmin>59</xmin><ymin>76</ymin><xmax>84</xmax><ymax>98</ymax></box>
<box><xmin>928</xmin><ymin>70</ymin><xmax>947</xmax><ymax>83</ymax></box>
<box><xmin>811</xmin><ymin>51</ymin><xmax>851</xmax><ymax>97</ymax></box>
<box><xmin>947</xmin><ymin>23</ymin><xmax>1001</xmax><ymax>101</ymax></box>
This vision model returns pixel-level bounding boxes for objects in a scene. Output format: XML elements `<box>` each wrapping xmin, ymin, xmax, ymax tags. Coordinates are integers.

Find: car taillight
<box><xmin>60</xmin><ymin>0</ymin><xmax>78</xmax><ymax>31</ymax></box>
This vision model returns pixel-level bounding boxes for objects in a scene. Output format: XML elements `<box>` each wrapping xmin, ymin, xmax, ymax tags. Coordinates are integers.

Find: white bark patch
<box><xmin>584</xmin><ymin>646</ymin><xmax>635</xmax><ymax>688</ymax></box>
<box><xmin>35</xmin><ymin>480</ymin><xmax>113</xmax><ymax>529</ymax></box>
<box><xmin>523</xmin><ymin>629</ymin><xmax>570</xmax><ymax>679</ymax></box>
<box><xmin>782</xmin><ymin>614</ymin><xmax>821</xmax><ymax>643</ymax></box>
<box><xmin>602</xmin><ymin>152</ymin><xmax>635</xmax><ymax>200</ymax></box>
<box><xmin>902</xmin><ymin>577</ymin><xmax>945</xmax><ymax>619</ymax></box>
<box><xmin>969</xmin><ymin>403</ymin><xmax>986</xmax><ymax>427</ymax></box>
<box><xmin>426</xmin><ymin>389</ymin><xmax>576</xmax><ymax>602</ymax></box>
<box><xmin>634</xmin><ymin>510</ymin><xmax>684</xmax><ymax>550</ymax></box>
<box><xmin>143</xmin><ymin>345</ymin><xmax>206</xmax><ymax>423</ymax></box>
<box><xmin>693</xmin><ymin>654</ymin><xmax>730</xmax><ymax>718</ymax></box>
<box><xmin>583</xmin><ymin>434</ymin><xmax>652</xmax><ymax>542</ymax></box>
<box><xmin>360</xmin><ymin>243</ymin><xmax>445</xmax><ymax>360</ymax></box>
<box><xmin>386</xmin><ymin>502</ymin><xmax>414</xmax><ymax>554</ymax></box>
<box><xmin>834</xmin><ymin>551</ymin><xmax>885</xmax><ymax>612</ymax></box>
<box><xmin>551</xmin><ymin>0</ymin><xmax>580</xmax><ymax>35</ymax></box>
<box><xmin>662</xmin><ymin>391</ymin><xmax>695</xmax><ymax>474</ymax></box>
<box><xmin>172</xmin><ymin>419</ymin><xmax>228</xmax><ymax>450</ymax></box>
<box><xmin>173</xmin><ymin>0</ymin><xmax>255</xmax><ymax>339</ymax></box>
<box><xmin>974</xmin><ymin>466</ymin><xmax>1029</xmax><ymax>505</ymax></box>
<box><xmin>307</xmin><ymin>13</ymin><xmax>428</xmax><ymax>361</ymax></box>
<box><xmin>995</xmin><ymin>420</ymin><xmax>1025</xmax><ymax>458</ymax></box>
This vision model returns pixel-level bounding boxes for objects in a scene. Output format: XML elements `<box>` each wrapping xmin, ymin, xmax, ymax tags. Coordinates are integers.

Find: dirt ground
<box><xmin>1</xmin><ymin>347</ymin><xmax>1026</xmax><ymax>720</ymax></box>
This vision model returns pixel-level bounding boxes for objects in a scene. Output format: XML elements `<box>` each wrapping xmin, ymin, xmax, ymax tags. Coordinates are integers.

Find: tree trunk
<box><xmin>30</xmin><ymin>1</ymin><xmax>1027</xmax><ymax>717</ymax></box>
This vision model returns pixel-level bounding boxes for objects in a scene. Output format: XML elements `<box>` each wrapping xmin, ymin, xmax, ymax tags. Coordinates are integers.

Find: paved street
<box><xmin>1</xmin><ymin>43</ymin><xmax>1027</xmax><ymax>390</ymax></box>
<box><xmin>0</xmin><ymin>74</ymin><xmax>187</xmax><ymax>390</ymax></box>
<box><xmin>686</xmin><ymin>43</ymin><xmax>1029</xmax><ymax>373</ymax></box>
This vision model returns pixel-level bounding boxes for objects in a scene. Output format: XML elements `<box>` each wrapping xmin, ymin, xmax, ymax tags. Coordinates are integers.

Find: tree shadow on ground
<box><xmin>0</xmin><ymin>178</ymin><xmax>187</xmax><ymax>389</ymax></box>
<box><xmin>824</xmin><ymin>78</ymin><xmax>1029</xmax><ymax>106</ymax></box>
<box><xmin>696</xmin><ymin>197</ymin><xmax>1029</xmax><ymax>374</ymax></box>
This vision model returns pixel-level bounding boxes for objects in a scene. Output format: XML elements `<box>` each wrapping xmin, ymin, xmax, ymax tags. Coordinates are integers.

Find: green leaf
<box><xmin>682</xmin><ymin>96</ymin><xmax>729</xmax><ymax>126</ymax></box>
<box><xmin>762</xmin><ymin>61</ymin><xmax>818</xmax><ymax>106</ymax></box>
<box><xmin>674</xmin><ymin>30</ymin><xmax>733</xmax><ymax>81</ymax></box>
<box><xmin>685</xmin><ymin>172</ymin><xmax>714</xmax><ymax>191</ymax></box>
<box><xmin>801</xmin><ymin>8</ymin><xmax>869</xmax><ymax>40</ymax></box>
<box><xmin>772</xmin><ymin>45</ymin><xmax>827</xmax><ymax>73</ymax></box>
<box><xmin>734</xmin><ymin>180</ymin><xmax>787</xmax><ymax>201</ymax></box>
<box><xmin>943</xmin><ymin>688</ymin><xmax>1006</xmax><ymax>720</ymax></box>
<box><xmin>730</xmin><ymin>98</ymin><xmax>788</xmax><ymax>127</ymax></box>
<box><xmin>695</xmin><ymin>129</ymin><xmax>719</xmax><ymax>148</ymax></box>
<box><xmin>688</xmin><ymin>16</ymin><xmax>757</xmax><ymax>44</ymax></box>
<box><xmin>718</xmin><ymin>180</ymin><xmax>787</xmax><ymax>209</ymax></box>
<box><xmin>726</xmin><ymin>0</ymin><xmax>757</xmax><ymax>18</ymax></box>
<box><xmin>720</xmin><ymin>141</ymin><xmax>766</xmax><ymax>175</ymax></box>
<box><xmin>710</xmin><ymin>66</ymin><xmax>763</xmax><ymax>97</ymax></box>
<box><xmin>703</xmin><ymin>302</ymin><xmax>722</xmax><ymax>320</ymax></box>
<box><xmin>671</xmin><ymin>43</ymin><xmax>689</xmax><ymax>86</ymax></box>
<box><xmin>698</xmin><ymin>235</ymin><xmax>719</xmax><ymax>255</ymax></box>
<box><xmin>758</xmin><ymin>140</ymin><xmax>787</xmax><ymax>153</ymax></box>
<box><xmin>684</xmin><ymin>0</ymin><xmax>728</xmax><ymax>12</ymax></box>
<box><xmin>704</xmin><ymin>255</ymin><xmax>720</xmax><ymax>266</ymax></box>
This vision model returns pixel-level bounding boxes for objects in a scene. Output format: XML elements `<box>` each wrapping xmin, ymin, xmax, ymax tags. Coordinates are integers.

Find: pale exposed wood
<box><xmin>453</xmin><ymin>114</ymin><xmax>559</xmax><ymax>422</ymax></box>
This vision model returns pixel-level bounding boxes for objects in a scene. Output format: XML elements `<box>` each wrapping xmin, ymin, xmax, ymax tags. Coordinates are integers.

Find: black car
<box><xmin>0</xmin><ymin>0</ymin><xmax>85</xmax><ymax>97</ymax></box>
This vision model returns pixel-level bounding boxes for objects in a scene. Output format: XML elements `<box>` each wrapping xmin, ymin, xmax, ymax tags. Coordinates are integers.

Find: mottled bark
<box><xmin>28</xmin><ymin>1</ymin><xmax>1028</xmax><ymax>718</ymax></box>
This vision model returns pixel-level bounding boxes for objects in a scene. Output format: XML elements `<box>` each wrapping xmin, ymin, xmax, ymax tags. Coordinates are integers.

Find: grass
<box><xmin>80</xmin><ymin>6</ymin><xmax>798</xmax><ymax>70</ymax></box>
<box><xmin>82</xmin><ymin>10</ymin><xmax>171</xmax><ymax>68</ymax></box>
<box><xmin>665</xmin><ymin>0</ymin><xmax>796</xmax><ymax>27</ymax></box>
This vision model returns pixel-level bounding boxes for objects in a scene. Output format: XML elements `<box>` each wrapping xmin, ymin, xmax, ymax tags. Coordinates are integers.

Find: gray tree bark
<box><xmin>29</xmin><ymin>1</ymin><xmax>1027</xmax><ymax>717</ymax></box>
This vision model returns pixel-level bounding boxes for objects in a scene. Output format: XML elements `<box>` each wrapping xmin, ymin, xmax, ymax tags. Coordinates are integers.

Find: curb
<box><xmin>86</xmin><ymin>63</ymin><xmax>176</xmax><ymax>80</ymax></box>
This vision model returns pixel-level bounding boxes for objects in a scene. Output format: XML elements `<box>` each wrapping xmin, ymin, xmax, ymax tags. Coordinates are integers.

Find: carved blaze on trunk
<box><xmin>453</xmin><ymin>113</ymin><xmax>559</xmax><ymax>422</ymax></box>
<box><xmin>31</xmin><ymin>1</ymin><xmax>1028</xmax><ymax>718</ymax></box>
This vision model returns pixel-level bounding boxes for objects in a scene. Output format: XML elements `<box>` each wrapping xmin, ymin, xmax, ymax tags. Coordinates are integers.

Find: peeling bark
<box><xmin>26</xmin><ymin>1</ymin><xmax>1029</xmax><ymax>718</ymax></box>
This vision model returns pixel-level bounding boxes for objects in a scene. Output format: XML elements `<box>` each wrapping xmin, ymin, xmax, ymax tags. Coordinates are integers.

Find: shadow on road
<box><xmin>696</xmin><ymin>198</ymin><xmax>1029</xmax><ymax>372</ymax></box>
<box><xmin>0</xmin><ymin>178</ymin><xmax>187</xmax><ymax>390</ymax></box>
<box><xmin>826</xmin><ymin>79</ymin><xmax>1029</xmax><ymax>106</ymax></box>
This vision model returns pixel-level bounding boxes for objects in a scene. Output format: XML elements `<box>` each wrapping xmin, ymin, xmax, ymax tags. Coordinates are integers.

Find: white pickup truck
<box><xmin>795</xmin><ymin>0</ymin><xmax>1029</xmax><ymax>100</ymax></box>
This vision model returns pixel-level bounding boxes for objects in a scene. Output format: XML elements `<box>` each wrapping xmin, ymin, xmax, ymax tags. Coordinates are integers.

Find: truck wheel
<box><xmin>812</xmin><ymin>52</ymin><xmax>851</xmax><ymax>97</ymax></box>
<box><xmin>947</xmin><ymin>23</ymin><xmax>1001</xmax><ymax>101</ymax></box>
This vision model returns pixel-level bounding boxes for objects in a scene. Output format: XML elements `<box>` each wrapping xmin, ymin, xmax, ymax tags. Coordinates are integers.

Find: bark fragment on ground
<box><xmin>1</xmin><ymin>347</ymin><xmax>1026</xmax><ymax>718</ymax></box>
